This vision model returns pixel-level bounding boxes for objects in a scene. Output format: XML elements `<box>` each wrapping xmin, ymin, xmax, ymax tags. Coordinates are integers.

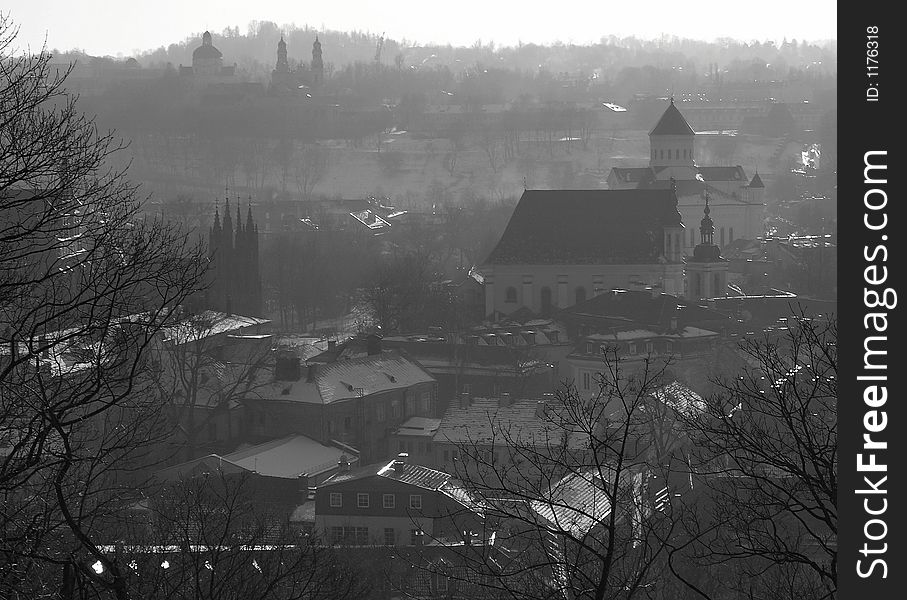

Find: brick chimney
<box><xmin>393</xmin><ymin>452</ymin><xmax>408</xmax><ymax>472</ymax></box>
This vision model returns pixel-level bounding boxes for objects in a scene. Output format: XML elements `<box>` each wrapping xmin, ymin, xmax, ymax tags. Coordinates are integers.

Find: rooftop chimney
<box><xmin>393</xmin><ymin>452</ymin><xmax>408</xmax><ymax>472</ymax></box>
<box><xmin>305</xmin><ymin>362</ymin><xmax>319</xmax><ymax>383</ymax></box>
<box><xmin>498</xmin><ymin>392</ymin><xmax>511</xmax><ymax>408</ymax></box>
<box><xmin>338</xmin><ymin>454</ymin><xmax>351</xmax><ymax>472</ymax></box>
<box><xmin>458</xmin><ymin>392</ymin><xmax>471</xmax><ymax>409</ymax></box>
<box><xmin>327</xmin><ymin>339</ymin><xmax>337</xmax><ymax>351</ymax></box>
<box><xmin>367</xmin><ymin>334</ymin><xmax>382</xmax><ymax>356</ymax></box>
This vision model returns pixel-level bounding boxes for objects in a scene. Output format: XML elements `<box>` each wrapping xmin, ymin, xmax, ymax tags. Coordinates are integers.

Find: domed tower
<box><xmin>192</xmin><ymin>30</ymin><xmax>223</xmax><ymax>76</ymax></box>
<box><xmin>649</xmin><ymin>98</ymin><xmax>696</xmax><ymax>180</ymax></box>
<box><xmin>311</xmin><ymin>35</ymin><xmax>324</xmax><ymax>85</ymax></box>
<box><xmin>685</xmin><ymin>193</ymin><xmax>728</xmax><ymax>301</ymax></box>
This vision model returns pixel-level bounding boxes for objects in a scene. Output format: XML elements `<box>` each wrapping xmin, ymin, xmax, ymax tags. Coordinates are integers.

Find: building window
<box><xmin>391</xmin><ymin>400</ymin><xmax>401</xmax><ymax>419</ymax></box>
<box><xmin>376</xmin><ymin>404</ymin><xmax>386</xmax><ymax>422</ymax></box>
<box><xmin>331</xmin><ymin>526</ymin><xmax>344</xmax><ymax>544</ymax></box>
<box><xmin>646</xmin><ymin>341</ymin><xmax>654</xmax><ymax>354</ymax></box>
<box><xmin>729</xmin><ymin>227</ymin><xmax>734</xmax><ymax>243</ymax></box>
<box><xmin>582</xmin><ymin>372</ymin><xmax>591</xmax><ymax>390</ymax></box>
<box><xmin>411</xmin><ymin>529</ymin><xmax>423</xmax><ymax>545</ymax></box>
<box><xmin>410</xmin><ymin>494</ymin><xmax>423</xmax><ymax>510</ymax></box>
<box><xmin>357</xmin><ymin>493</ymin><xmax>369</xmax><ymax>508</ymax></box>
<box><xmin>437</xmin><ymin>575</ymin><xmax>449</xmax><ymax>592</ymax></box>
<box><xmin>720</xmin><ymin>227</ymin><xmax>725</xmax><ymax>247</ymax></box>
<box><xmin>666</xmin><ymin>340</ymin><xmax>673</xmax><ymax>354</ymax></box>
<box><xmin>575</xmin><ymin>286</ymin><xmax>587</xmax><ymax>304</ymax></box>
<box><xmin>443</xmin><ymin>449</ymin><xmax>449</xmax><ymax>462</ymax></box>
<box><xmin>628</xmin><ymin>343</ymin><xmax>637</xmax><ymax>355</ymax></box>
<box><xmin>585</xmin><ymin>342</ymin><xmax>593</xmax><ymax>354</ymax></box>
<box><xmin>659</xmin><ymin>149</ymin><xmax>664</xmax><ymax>160</ymax></box>
<box><xmin>329</xmin><ymin>492</ymin><xmax>342</xmax><ymax>507</ymax></box>
<box><xmin>344</xmin><ymin>416</ymin><xmax>352</xmax><ymax>431</ymax></box>
<box><xmin>505</xmin><ymin>287</ymin><xmax>517</xmax><ymax>303</ymax></box>
<box><xmin>420</xmin><ymin>391</ymin><xmax>431</xmax><ymax>413</ymax></box>
<box><xmin>383</xmin><ymin>494</ymin><xmax>395</xmax><ymax>509</ymax></box>
<box><xmin>384</xmin><ymin>528</ymin><xmax>395</xmax><ymax>546</ymax></box>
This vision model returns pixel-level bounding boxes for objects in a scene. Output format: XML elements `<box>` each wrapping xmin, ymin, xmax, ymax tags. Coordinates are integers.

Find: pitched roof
<box><xmin>394</xmin><ymin>416</ymin><xmax>442</xmax><ymax>438</ymax></box>
<box><xmin>696</xmin><ymin>166</ymin><xmax>747</xmax><ymax>182</ymax></box>
<box><xmin>748</xmin><ymin>172</ymin><xmax>765</xmax><ymax>188</ymax></box>
<box><xmin>253</xmin><ymin>351</ymin><xmax>434</xmax><ymax>404</ymax></box>
<box><xmin>434</xmin><ymin>398</ymin><xmax>585</xmax><ymax>449</ymax></box>
<box><xmin>530</xmin><ymin>469</ymin><xmax>614</xmax><ymax>537</ymax></box>
<box><xmin>154</xmin><ymin>434</ymin><xmax>353</xmax><ymax>481</ymax></box>
<box><xmin>483</xmin><ymin>189</ymin><xmax>682</xmax><ymax>266</ymax></box>
<box><xmin>320</xmin><ymin>458</ymin><xmax>450</xmax><ymax>491</ymax></box>
<box><xmin>610</xmin><ymin>167</ymin><xmax>655</xmax><ymax>184</ymax></box>
<box><xmin>649</xmin><ymin>100</ymin><xmax>696</xmax><ymax>136</ymax></box>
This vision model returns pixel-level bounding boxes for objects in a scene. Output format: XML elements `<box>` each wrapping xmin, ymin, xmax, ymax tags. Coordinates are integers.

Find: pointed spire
<box><xmin>699</xmin><ymin>192</ymin><xmax>714</xmax><ymax>246</ymax></box>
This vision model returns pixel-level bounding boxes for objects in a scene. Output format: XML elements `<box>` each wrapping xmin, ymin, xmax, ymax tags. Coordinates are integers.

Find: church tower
<box><xmin>649</xmin><ymin>98</ymin><xmax>696</xmax><ymax>180</ymax></box>
<box><xmin>685</xmin><ymin>193</ymin><xmax>728</xmax><ymax>301</ymax></box>
<box><xmin>276</xmin><ymin>36</ymin><xmax>289</xmax><ymax>73</ymax></box>
<box><xmin>311</xmin><ymin>36</ymin><xmax>324</xmax><ymax>85</ymax></box>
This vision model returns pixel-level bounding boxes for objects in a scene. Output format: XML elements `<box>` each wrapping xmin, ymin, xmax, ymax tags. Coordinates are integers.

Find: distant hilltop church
<box><xmin>270</xmin><ymin>34</ymin><xmax>325</xmax><ymax>95</ymax></box>
<box><xmin>179</xmin><ymin>30</ymin><xmax>236</xmax><ymax>79</ymax></box>
<box><xmin>607</xmin><ymin>98</ymin><xmax>764</xmax><ymax>252</ymax></box>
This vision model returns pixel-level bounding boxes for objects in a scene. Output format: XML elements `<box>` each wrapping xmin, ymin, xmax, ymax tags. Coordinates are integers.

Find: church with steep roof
<box><xmin>607</xmin><ymin>98</ymin><xmax>764</xmax><ymax>252</ymax></box>
<box><xmin>208</xmin><ymin>199</ymin><xmax>262</xmax><ymax>317</ymax></box>
<box><xmin>480</xmin><ymin>187</ymin><xmax>687</xmax><ymax>318</ymax></box>
<box><xmin>269</xmin><ymin>35</ymin><xmax>326</xmax><ymax>94</ymax></box>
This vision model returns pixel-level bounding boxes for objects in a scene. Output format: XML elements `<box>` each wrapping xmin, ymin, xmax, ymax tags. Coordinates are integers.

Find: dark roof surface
<box><xmin>193</xmin><ymin>45</ymin><xmax>223</xmax><ymax>60</ymax></box>
<box><xmin>649</xmin><ymin>100</ymin><xmax>696</xmax><ymax>136</ymax></box>
<box><xmin>557</xmin><ymin>290</ymin><xmax>730</xmax><ymax>331</ymax></box>
<box><xmin>749</xmin><ymin>172</ymin><xmax>765</xmax><ymax>188</ymax></box>
<box><xmin>483</xmin><ymin>189</ymin><xmax>682</xmax><ymax>266</ymax></box>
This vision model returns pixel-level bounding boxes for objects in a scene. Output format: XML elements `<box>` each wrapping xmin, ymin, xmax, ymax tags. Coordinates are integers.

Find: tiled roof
<box><xmin>320</xmin><ymin>458</ymin><xmax>459</xmax><ymax>495</ymax></box>
<box><xmin>483</xmin><ymin>189</ymin><xmax>682</xmax><ymax>266</ymax></box>
<box><xmin>610</xmin><ymin>167</ymin><xmax>655</xmax><ymax>184</ymax></box>
<box><xmin>649</xmin><ymin>100</ymin><xmax>696</xmax><ymax>136</ymax></box>
<box><xmin>649</xmin><ymin>381</ymin><xmax>705</xmax><ymax>417</ymax></box>
<box><xmin>434</xmin><ymin>398</ymin><xmax>585</xmax><ymax>449</ymax></box>
<box><xmin>530</xmin><ymin>469</ymin><xmax>613</xmax><ymax>537</ymax></box>
<box><xmin>254</xmin><ymin>351</ymin><xmax>434</xmax><ymax>404</ymax></box>
<box><xmin>162</xmin><ymin>311</ymin><xmax>270</xmax><ymax>346</ymax></box>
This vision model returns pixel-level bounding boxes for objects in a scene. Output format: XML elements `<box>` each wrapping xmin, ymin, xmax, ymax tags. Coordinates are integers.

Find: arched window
<box><xmin>505</xmin><ymin>287</ymin><xmax>518</xmax><ymax>303</ymax></box>
<box><xmin>575</xmin><ymin>286</ymin><xmax>587</xmax><ymax>305</ymax></box>
<box><xmin>540</xmin><ymin>287</ymin><xmax>553</xmax><ymax>316</ymax></box>
<box><xmin>651</xmin><ymin>149</ymin><xmax>656</xmax><ymax>161</ymax></box>
<box><xmin>659</xmin><ymin>149</ymin><xmax>664</xmax><ymax>160</ymax></box>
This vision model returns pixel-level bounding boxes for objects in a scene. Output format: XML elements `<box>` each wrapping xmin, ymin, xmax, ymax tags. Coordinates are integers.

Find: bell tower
<box><xmin>649</xmin><ymin>98</ymin><xmax>696</xmax><ymax>180</ymax></box>
<box><xmin>685</xmin><ymin>193</ymin><xmax>728</xmax><ymax>301</ymax></box>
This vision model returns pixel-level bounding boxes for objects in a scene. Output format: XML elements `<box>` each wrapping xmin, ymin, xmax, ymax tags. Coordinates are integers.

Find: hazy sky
<box><xmin>10</xmin><ymin>0</ymin><xmax>837</xmax><ymax>56</ymax></box>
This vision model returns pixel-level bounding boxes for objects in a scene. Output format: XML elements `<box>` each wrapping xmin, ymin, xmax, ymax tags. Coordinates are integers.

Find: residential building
<box><xmin>243</xmin><ymin>346</ymin><xmax>437</xmax><ymax>462</ymax></box>
<box><xmin>314</xmin><ymin>453</ymin><xmax>483</xmax><ymax>547</ymax></box>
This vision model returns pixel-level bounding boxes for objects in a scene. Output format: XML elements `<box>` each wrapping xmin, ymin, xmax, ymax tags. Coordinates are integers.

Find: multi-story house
<box><xmin>314</xmin><ymin>453</ymin><xmax>483</xmax><ymax>548</ymax></box>
<box><xmin>243</xmin><ymin>345</ymin><xmax>437</xmax><ymax>462</ymax></box>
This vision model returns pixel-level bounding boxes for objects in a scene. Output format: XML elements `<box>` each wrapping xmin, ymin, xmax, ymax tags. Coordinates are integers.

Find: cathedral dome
<box><xmin>193</xmin><ymin>31</ymin><xmax>223</xmax><ymax>60</ymax></box>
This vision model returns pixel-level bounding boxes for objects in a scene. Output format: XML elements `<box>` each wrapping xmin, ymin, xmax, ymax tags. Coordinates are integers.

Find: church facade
<box><xmin>480</xmin><ymin>188</ymin><xmax>686</xmax><ymax>318</ymax></box>
<box><xmin>607</xmin><ymin>99</ymin><xmax>764</xmax><ymax>252</ymax></box>
<box><xmin>208</xmin><ymin>200</ymin><xmax>262</xmax><ymax>317</ymax></box>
